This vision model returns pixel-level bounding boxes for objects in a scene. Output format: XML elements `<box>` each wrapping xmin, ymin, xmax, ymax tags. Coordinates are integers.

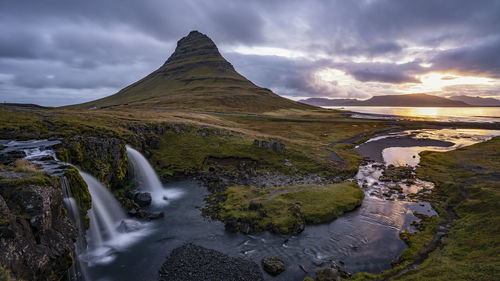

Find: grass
<box><xmin>13</xmin><ymin>159</ymin><xmax>40</xmax><ymax>173</ymax></box>
<box><xmin>352</xmin><ymin>136</ymin><xmax>500</xmax><ymax>280</ymax></box>
<box><xmin>149</xmin><ymin>128</ymin><xmax>342</xmax><ymax>180</ymax></box>
<box><xmin>217</xmin><ymin>182</ymin><xmax>364</xmax><ymax>234</ymax></box>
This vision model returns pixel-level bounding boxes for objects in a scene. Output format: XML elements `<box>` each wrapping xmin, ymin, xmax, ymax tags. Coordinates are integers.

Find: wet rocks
<box><xmin>261</xmin><ymin>257</ymin><xmax>285</xmax><ymax>276</ymax></box>
<box><xmin>159</xmin><ymin>243</ymin><xmax>263</xmax><ymax>281</ymax></box>
<box><xmin>134</xmin><ymin>191</ymin><xmax>152</xmax><ymax>207</ymax></box>
<box><xmin>316</xmin><ymin>267</ymin><xmax>342</xmax><ymax>281</ymax></box>
<box><xmin>379</xmin><ymin>166</ymin><xmax>415</xmax><ymax>182</ymax></box>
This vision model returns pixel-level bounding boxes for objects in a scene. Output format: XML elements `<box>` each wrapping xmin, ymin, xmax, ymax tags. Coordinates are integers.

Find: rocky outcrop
<box><xmin>261</xmin><ymin>257</ymin><xmax>285</xmax><ymax>276</ymax></box>
<box><xmin>158</xmin><ymin>243</ymin><xmax>263</xmax><ymax>281</ymax></box>
<box><xmin>253</xmin><ymin>139</ymin><xmax>286</xmax><ymax>153</ymax></box>
<box><xmin>0</xmin><ymin>171</ymin><xmax>77</xmax><ymax>280</ymax></box>
<box><xmin>56</xmin><ymin>135</ymin><xmax>128</xmax><ymax>191</ymax></box>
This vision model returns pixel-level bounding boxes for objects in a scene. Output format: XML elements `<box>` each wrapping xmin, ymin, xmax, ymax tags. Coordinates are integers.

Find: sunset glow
<box><xmin>400</xmin><ymin>72</ymin><xmax>496</xmax><ymax>93</ymax></box>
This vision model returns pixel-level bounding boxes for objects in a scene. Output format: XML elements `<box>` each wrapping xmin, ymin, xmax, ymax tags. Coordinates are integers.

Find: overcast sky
<box><xmin>1</xmin><ymin>0</ymin><xmax>499</xmax><ymax>106</ymax></box>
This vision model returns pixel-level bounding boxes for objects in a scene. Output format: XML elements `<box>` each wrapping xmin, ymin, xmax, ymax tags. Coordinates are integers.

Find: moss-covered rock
<box><xmin>216</xmin><ymin>182</ymin><xmax>364</xmax><ymax>234</ymax></box>
<box><xmin>64</xmin><ymin>167</ymin><xmax>91</xmax><ymax>220</ymax></box>
<box><xmin>58</xmin><ymin>136</ymin><xmax>129</xmax><ymax>192</ymax></box>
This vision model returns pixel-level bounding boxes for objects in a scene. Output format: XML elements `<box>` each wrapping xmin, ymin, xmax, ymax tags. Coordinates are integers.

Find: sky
<box><xmin>0</xmin><ymin>0</ymin><xmax>499</xmax><ymax>106</ymax></box>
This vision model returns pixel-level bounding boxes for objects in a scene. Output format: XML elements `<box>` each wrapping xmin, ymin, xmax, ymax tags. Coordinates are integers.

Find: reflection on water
<box><xmin>381</xmin><ymin>129</ymin><xmax>500</xmax><ymax>166</ymax></box>
<box><xmin>324</xmin><ymin>106</ymin><xmax>500</xmax><ymax>123</ymax></box>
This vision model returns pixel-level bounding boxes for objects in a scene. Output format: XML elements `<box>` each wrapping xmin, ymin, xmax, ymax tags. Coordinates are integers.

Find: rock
<box><xmin>253</xmin><ymin>139</ymin><xmax>286</xmax><ymax>153</ymax></box>
<box><xmin>0</xmin><ymin>173</ymin><xmax>77</xmax><ymax>281</ymax></box>
<box><xmin>316</xmin><ymin>267</ymin><xmax>342</xmax><ymax>281</ymax></box>
<box><xmin>128</xmin><ymin>208</ymin><xmax>138</xmax><ymax>216</ymax></box>
<box><xmin>240</xmin><ymin>222</ymin><xmax>251</xmax><ymax>234</ymax></box>
<box><xmin>0</xmin><ymin>195</ymin><xmax>9</xmax><ymax>217</ymax></box>
<box><xmin>145</xmin><ymin>211</ymin><xmax>164</xmax><ymax>221</ymax></box>
<box><xmin>224</xmin><ymin>218</ymin><xmax>239</xmax><ymax>232</ymax></box>
<box><xmin>133</xmin><ymin>192</ymin><xmax>152</xmax><ymax>207</ymax></box>
<box><xmin>261</xmin><ymin>257</ymin><xmax>285</xmax><ymax>276</ymax></box>
<box><xmin>159</xmin><ymin>243</ymin><xmax>263</xmax><ymax>281</ymax></box>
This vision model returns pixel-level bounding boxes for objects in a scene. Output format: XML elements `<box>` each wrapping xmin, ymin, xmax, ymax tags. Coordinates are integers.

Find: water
<box><xmin>87</xmin><ymin>140</ymin><xmax>444</xmax><ymax>281</ymax></box>
<box><xmin>61</xmin><ymin>176</ymin><xmax>89</xmax><ymax>281</ymax></box>
<box><xmin>79</xmin><ymin>172</ymin><xmax>151</xmax><ymax>266</ymax></box>
<box><xmin>87</xmin><ymin>180</ymin><xmax>434</xmax><ymax>281</ymax></box>
<box><xmin>355</xmin><ymin>128</ymin><xmax>500</xmax><ymax>201</ymax></box>
<box><xmin>126</xmin><ymin>145</ymin><xmax>182</xmax><ymax>206</ymax></box>
<box><xmin>379</xmin><ymin>129</ymin><xmax>500</xmax><ymax>166</ymax></box>
<box><xmin>324</xmin><ymin>106</ymin><xmax>500</xmax><ymax>123</ymax></box>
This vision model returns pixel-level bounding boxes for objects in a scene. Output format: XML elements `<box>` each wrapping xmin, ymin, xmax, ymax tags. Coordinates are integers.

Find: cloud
<box><xmin>0</xmin><ymin>0</ymin><xmax>500</xmax><ymax>105</ymax></box>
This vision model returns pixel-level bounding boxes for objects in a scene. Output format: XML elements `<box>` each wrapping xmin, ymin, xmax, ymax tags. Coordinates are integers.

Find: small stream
<box><xmin>2</xmin><ymin>128</ymin><xmax>499</xmax><ymax>281</ymax></box>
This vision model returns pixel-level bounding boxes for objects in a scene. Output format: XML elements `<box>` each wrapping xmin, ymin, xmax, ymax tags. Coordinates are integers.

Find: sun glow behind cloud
<box><xmin>398</xmin><ymin>72</ymin><xmax>496</xmax><ymax>93</ymax></box>
<box><xmin>312</xmin><ymin>67</ymin><xmax>499</xmax><ymax>98</ymax></box>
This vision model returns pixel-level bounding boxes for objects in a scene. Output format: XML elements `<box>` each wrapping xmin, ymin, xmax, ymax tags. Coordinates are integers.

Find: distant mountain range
<box><xmin>448</xmin><ymin>95</ymin><xmax>500</xmax><ymax>106</ymax></box>
<box><xmin>299</xmin><ymin>94</ymin><xmax>500</xmax><ymax>107</ymax></box>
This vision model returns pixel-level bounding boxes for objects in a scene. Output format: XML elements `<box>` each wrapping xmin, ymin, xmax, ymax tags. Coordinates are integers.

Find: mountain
<box><xmin>75</xmin><ymin>31</ymin><xmax>313</xmax><ymax>113</ymax></box>
<box><xmin>300</xmin><ymin>93</ymin><xmax>470</xmax><ymax>107</ymax></box>
<box><xmin>298</xmin><ymin>98</ymin><xmax>358</xmax><ymax>106</ymax></box>
<box><xmin>449</xmin><ymin>95</ymin><xmax>500</xmax><ymax>106</ymax></box>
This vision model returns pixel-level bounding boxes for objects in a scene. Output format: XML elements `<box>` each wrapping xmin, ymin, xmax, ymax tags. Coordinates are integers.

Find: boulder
<box><xmin>261</xmin><ymin>257</ymin><xmax>285</xmax><ymax>276</ymax></box>
<box><xmin>146</xmin><ymin>211</ymin><xmax>164</xmax><ymax>221</ymax></box>
<box><xmin>133</xmin><ymin>192</ymin><xmax>152</xmax><ymax>207</ymax></box>
<box><xmin>316</xmin><ymin>267</ymin><xmax>341</xmax><ymax>281</ymax></box>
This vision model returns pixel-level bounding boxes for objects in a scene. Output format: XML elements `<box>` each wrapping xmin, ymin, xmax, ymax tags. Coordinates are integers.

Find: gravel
<box><xmin>158</xmin><ymin>243</ymin><xmax>264</xmax><ymax>281</ymax></box>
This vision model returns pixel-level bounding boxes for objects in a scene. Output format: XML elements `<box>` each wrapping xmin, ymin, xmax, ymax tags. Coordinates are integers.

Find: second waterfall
<box><xmin>126</xmin><ymin>145</ymin><xmax>182</xmax><ymax>206</ymax></box>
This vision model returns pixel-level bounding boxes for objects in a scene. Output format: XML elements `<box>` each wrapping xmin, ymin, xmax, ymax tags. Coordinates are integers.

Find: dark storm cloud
<box><xmin>431</xmin><ymin>36</ymin><xmax>500</xmax><ymax>78</ymax></box>
<box><xmin>345</xmin><ymin>62</ymin><xmax>422</xmax><ymax>84</ymax></box>
<box><xmin>0</xmin><ymin>0</ymin><xmax>499</xmax><ymax>105</ymax></box>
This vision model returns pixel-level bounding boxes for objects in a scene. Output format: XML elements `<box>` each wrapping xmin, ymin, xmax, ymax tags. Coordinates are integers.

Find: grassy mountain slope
<box><xmin>74</xmin><ymin>31</ymin><xmax>313</xmax><ymax>113</ymax></box>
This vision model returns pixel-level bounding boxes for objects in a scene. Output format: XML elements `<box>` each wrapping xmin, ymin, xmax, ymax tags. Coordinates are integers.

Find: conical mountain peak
<box><xmin>75</xmin><ymin>31</ymin><xmax>313</xmax><ymax>113</ymax></box>
<box><xmin>164</xmin><ymin>30</ymin><xmax>222</xmax><ymax>65</ymax></box>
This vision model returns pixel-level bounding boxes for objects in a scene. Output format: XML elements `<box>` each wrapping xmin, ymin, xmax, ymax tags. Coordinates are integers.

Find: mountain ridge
<box><xmin>298</xmin><ymin>93</ymin><xmax>500</xmax><ymax>107</ymax></box>
<box><xmin>73</xmin><ymin>31</ymin><xmax>314</xmax><ymax>113</ymax></box>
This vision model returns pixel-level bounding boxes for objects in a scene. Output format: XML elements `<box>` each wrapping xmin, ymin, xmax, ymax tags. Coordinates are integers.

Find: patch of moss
<box><xmin>218</xmin><ymin>182</ymin><xmax>364</xmax><ymax>234</ymax></box>
<box><xmin>0</xmin><ymin>174</ymin><xmax>52</xmax><ymax>188</ymax></box>
<box><xmin>64</xmin><ymin>167</ymin><xmax>91</xmax><ymax>215</ymax></box>
<box><xmin>0</xmin><ymin>265</ymin><xmax>10</xmax><ymax>281</ymax></box>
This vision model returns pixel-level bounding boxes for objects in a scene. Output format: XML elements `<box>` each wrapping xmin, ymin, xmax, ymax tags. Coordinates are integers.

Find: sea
<box><xmin>323</xmin><ymin>106</ymin><xmax>500</xmax><ymax>123</ymax></box>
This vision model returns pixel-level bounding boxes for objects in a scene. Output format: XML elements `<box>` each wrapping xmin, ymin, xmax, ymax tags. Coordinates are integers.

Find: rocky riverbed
<box><xmin>159</xmin><ymin>243</ymin><xmax>264</xmax><ymax>281</ymax></box>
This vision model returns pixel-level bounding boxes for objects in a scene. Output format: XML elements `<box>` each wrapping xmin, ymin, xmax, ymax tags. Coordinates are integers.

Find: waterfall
<box><xmin>79</xmin><ymin>172</ymin><xmax>126</xmax><ymax>249</ymax></box>
<box><xmin>79</xmin><ymin>171</ymin><xmax>151</xmax><ymax>266</ymax></box>
<box><xmin>126</xmin><ymin>145</ymin><xmax>171</xmax><ymax>206</ymax></box>
<box><xmin>61</xmin><ymin>176</ymin><xmax>88</xmax><ymax>281</ymax></box>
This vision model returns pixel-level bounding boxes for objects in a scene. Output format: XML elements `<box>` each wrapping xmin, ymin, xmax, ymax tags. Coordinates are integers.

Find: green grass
<box><xmin>218</xmin><ymin>182</ymin><xmax>364</xmax><ymax>234</ymax></box>
<box><xmin>149</xmin><ymin>129</ymin><xmax>339</xmax><ymax>180</ymax></box>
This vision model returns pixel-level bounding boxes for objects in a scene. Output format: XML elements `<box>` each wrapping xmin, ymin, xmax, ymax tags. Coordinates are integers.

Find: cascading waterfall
<box><xmin>126</xmin><ymin>145</ymin><xmax>174</xmax><ymax>206</ymax></box>
<box><xmin>61</xmin><ymin>176</ymin><xmax>88</xmax><ymax>281</ymax></box>
<box><xmin>79</xmin><ymin>171</ymin><xmax>151</xmax><ymax>265</ymax></box>
<box><xmin>80</xmin><ymin>172</ymin><xmax>127</xmax><ymax>248</ymax></box>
